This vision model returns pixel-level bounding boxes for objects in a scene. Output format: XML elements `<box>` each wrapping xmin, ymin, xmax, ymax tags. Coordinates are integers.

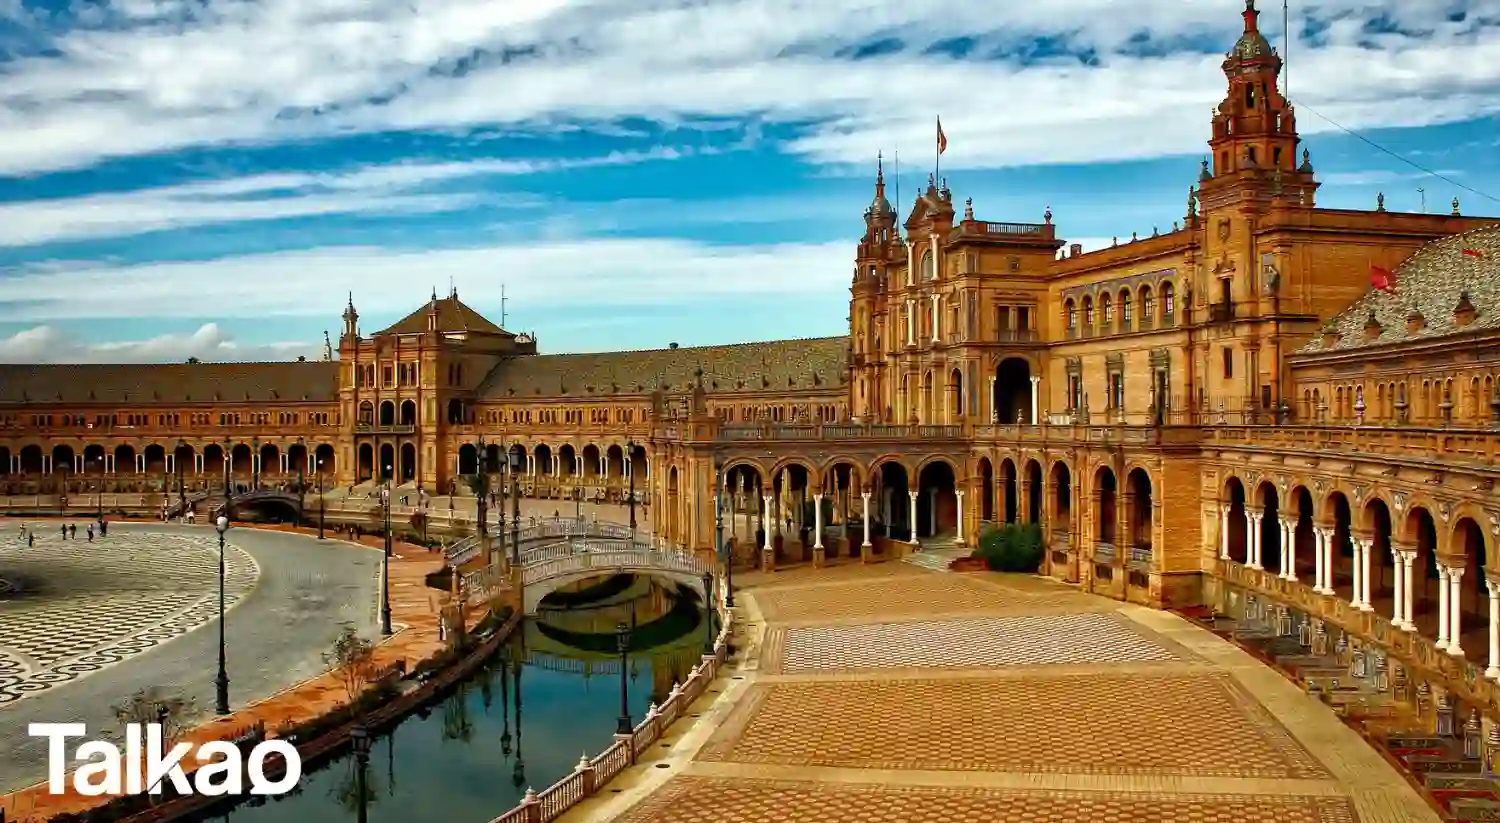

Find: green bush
<box><xmin>975</xmin><ymin>522</ymin><xmax>1044</xmax><ymax>573</ymax></box>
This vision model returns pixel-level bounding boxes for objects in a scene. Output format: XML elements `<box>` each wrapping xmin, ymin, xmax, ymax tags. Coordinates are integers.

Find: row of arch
<box><xmin>1307</xmin><ymin>374</ymin><xmax>1499</xmax><ymax>425</ymax></box>
<box><xmin>452</xmin><ymin>442</ymin><xmax>649</xmax><ymax>477</ymax></box>
<box><xmin>1064</xmin><ymin>280</ymin><xmax>1177</xmax><ymax>334</ymax></box>
<box><xmin>1221</xmin><ymin>473</ymin><xmax>1495</xmax><ymax>662</ymax></box>
<box><xmin>0</xmin><ymin>442</ymin><xmax>337</xmax><ymax>476</ymax></box>
<box><xmin>357</xmin><ymin>399</ymin><xmax>418</xmax><ymax>427</ymax></box>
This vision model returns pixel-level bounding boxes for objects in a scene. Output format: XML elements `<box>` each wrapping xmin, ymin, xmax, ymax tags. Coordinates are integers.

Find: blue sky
<box><xmin>0</xmin><ymin>0</ymin><xmax>1498</xmax><ymax>363</ymax></box>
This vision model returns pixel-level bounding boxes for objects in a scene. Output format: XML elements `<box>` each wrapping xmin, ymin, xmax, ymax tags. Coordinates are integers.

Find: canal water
<box><xmin>202</xmin><ymin>574</ymin><xmax>711</xmax><ymax>823</ymax></box>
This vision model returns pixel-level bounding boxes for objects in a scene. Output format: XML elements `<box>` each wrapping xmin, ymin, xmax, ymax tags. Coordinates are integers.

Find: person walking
<box><xmin>86</xmin><ymin>523</ymin><xmax>94</xmax><ymax>542</ymax></box>
<box><xmin>68</xmin><ymin>523</ymin><xmax>76</xmax><ymax>539</ymax></box>
<box><xmin>27</xmin><ymin>532</ymin><xmax>35</xmax><ymax>548</ymax></box>
<box><xmin>61</xmin><ymin>523</ymin><xmax>68</xmax><ymax>539</ymax></box>
<box><xmin>99</xmin><ymin>519</ymin><xmax>107</xmax><ymax>537</ymax></box>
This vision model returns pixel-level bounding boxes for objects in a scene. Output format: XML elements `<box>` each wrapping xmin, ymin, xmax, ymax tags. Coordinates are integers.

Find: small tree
<box><xmin>113</xmin><ymin>687</ymin><xmax>194</xmax><ymax>801</ymax></box>
<box><xmin>975</xmin><ymin>522</ymin><xmax>1044</xmax><ymax>573</ymax></box>
<box><xmin>324</xmin><ymin>624</ymin><xmax>376</xmax><ymax>703</ymax></box>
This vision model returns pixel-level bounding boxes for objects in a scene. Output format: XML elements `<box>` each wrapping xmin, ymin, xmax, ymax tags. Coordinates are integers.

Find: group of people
<box><xmin>15</xmin><ymin>518</ymin><xmax>108</xmax><ymax>546</ymax></box>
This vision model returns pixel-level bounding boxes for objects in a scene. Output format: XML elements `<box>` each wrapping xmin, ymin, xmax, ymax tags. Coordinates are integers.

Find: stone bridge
<box><xmin>222</xmin><ymin>488</ymin><xmax>303</xmax><ymax>518</ymax></box>
<box><xmin>445</xmin><ymin>516</ymin><xmax>641</xmax><ymax>566</ymax></box>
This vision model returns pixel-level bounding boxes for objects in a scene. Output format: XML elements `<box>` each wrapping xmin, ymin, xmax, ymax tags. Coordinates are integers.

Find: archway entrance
<box><xmin>1025</xmin><ymin>460</ymin><xmax>1043</xmax><ymax>524</ymax></box>
<box><xmin>916</xmin><ymin>460</ymin><xmax>957</xmax><ymax>539</ymax></box>
<box><xmin>977</xmin><ymin>458</ymin><xmax>994</xmax><ymax>522</ymax></box>
<box><xmin>1000</xmin><ymin>460</ymin><xmax>1017</xmax><ymax>523</ymax></box>
<box><xmin>378</xmin><ymin>444</ymin><xmax>395</xmax><ymax>481</ymax></box>
<box><xmin>993</xmin><ymin>357</ymin><xmax>1033</xmax><ymax>423</ymax></box>
<box><xmin>400</xmin><ymin>443</ymin><xmax>417</xmax><ymax>483</ymax></box>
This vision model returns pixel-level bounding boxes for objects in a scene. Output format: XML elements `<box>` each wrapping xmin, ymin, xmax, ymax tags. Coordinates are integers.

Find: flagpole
<box><xmin>935</xmin><ymin>116</ymin><xmax>941</xmax><ymax>184</ymax></box>
<box><xmin>893</xmin><ymin>146</ymin><xmax>901</xmax><ymax>217</ymax></box>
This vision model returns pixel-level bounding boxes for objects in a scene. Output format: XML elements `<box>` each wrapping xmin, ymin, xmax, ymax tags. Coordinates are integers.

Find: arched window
<box><xmin>1161</xmin><ymin>281</ymin><xmax>1176</xmax><ymax>323</ymax></box>
<box><xmin>1140</xmin><ymin>286</ymin><xmax>1155</xmax><ymax>325</ymax></box>
<box><xmin>1120</xmin><ymin>290</ymin><xmax>1132</xmax><ymax>326</ymax></box>
<box><xmin>1065</xmin><ymin>299</ymin><xmax>1077</xmax><ymax>330</ymax></box>
<box><xmin>1100</xmin><ymin>293</ymin><xmax>1113</xmax><ymax>327</ymax></box>
<box><xmin>921</xmin><ymin>250</ymin><xmax>935</xmax><ymax>281</ymax></box>
<box><xmin>1083</xmin><ymin>296</ymin><xmax>1094</xmax><ymax>327</ymax></box>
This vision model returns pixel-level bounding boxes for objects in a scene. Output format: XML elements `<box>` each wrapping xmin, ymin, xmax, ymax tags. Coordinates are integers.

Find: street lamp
<box><xmin>615</xmin><ymin>621</ymin><xmax>632</xmax><ymax>735</ymax></box>
<box><xmin>702</xmin><ymin>571</ymin><xmax>715</xmax><ymax>656</ymax></box>
<box><xmin>350</xmin><ymin>724</ymin><xmax>371</xmax><ymax>823</ymax></box>
<box><xmin>380</xmin><ymin>470</ymin><xmax>393</xmax><ymax>635</ymax></box>
<box><xmin>476</xmin><ymin>437</ymin><xmax>490</xmax><ymax>565</ymax></box>
<box><xmin>214</xmin><ymin>515</ymin><xmax>231</xmax><ymax>715</ymax></box>
<box><xmin>626</xmin><ymin>440</ymin><xmax>637</xmax><ymax>534</ymax></box>
<box><xmin>250</xmin><ymin>436</ymin><xmax>259</xmax><ymax>491</ymax></box>
<box><xmin>176</xmin><ymin>439</ymin><xmax>187</xmax><ymax>522</ymax></box>
<box><xmin>317</xmin><ymin>458</ymin><xmax>326</xmax><ymax>540</ymax></box>
<box><xmin>295</xmin><ymin>436</ymin><xmax>306</xmax><ymax>529</ymax></box>
<box><xmin>509</xmin><ymin>448</ymin><xmax>522</xmax><ymax>567</ymax></box>
<box><xmin>221</xmin><ymin>437</ymin><xmax>233</xmax><ymax>521</ymax></box>
<box><xmin>495</xmin><ymin>442</ymin><xmax>507</xmax><ymax>567</ymax></box>
<box><xmin>715</xmin><ymin>460</ymin><xmax>733</xmax><ymax>608</ymax></box>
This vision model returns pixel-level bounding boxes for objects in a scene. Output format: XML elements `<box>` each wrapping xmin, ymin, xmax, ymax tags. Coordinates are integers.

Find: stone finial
<box><xmin>963</xmin><ymin>198</ymin><xmax>974</xmax><ymax>220</ymax></box>
<box><xmin>1131</xmin><ymin>231</ymin><xmax>1138</xmax><ymax>241</ymax></box>
<box><xmin>522</xmin><ymin>788</ymin><xmax>538</xmax><ymax>804</ymax></box>
<box><xmin>1152</xmin><ymin>226</ymin><xmax>1159</xmax><ymax>237</ymax></box>
<box><xmin>1455</xmin><ymin>291</ymin><xmax>1478</xmax><ymax>327</ymax></box>
<box><xmin>576</xmin><ymin>753</ymin><xmax>591</xmax><ymax>771</ymax></box>
<box><xmin>1173</xmin><ymin>220</ymin><xmax>1179</xmax><ymax>231</ymax></box>
<box><xmin>1299</xmin><ymin>147</ymin><xmax>1312</xmax><ymax>171</ymax></box>
<box><xmin>1200</xmin><ymin>158</ymin><xmax>1211</xmax><ymax>181</ymax></box>
<box><xmin>1452</xmin><ymin>196</ymin><xmax>1461</xmax><ymax>216</ymax></box>
<box><xmin>1111</xmin><ymin>236</ymin><xmax>1118</xmax><ymax>246</ymax></box>
<box><xmin>1376</xmin><ymin>192</ymin><xmax>1386</xmax><ymax>212</ymax></box>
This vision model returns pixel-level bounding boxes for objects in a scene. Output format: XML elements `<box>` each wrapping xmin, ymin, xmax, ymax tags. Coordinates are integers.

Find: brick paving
<box><xmin>559</xmin><ymin>561</ymin><xmax>1440</xmax><ymax>823</ymax></box>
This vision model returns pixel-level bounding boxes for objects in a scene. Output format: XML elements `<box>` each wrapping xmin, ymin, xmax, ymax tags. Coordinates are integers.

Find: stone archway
<box><xmin>1000</xmin><ymin>459</ymin><xmax>1018</xmax><ymax>523</ymax></box>
<box><xmin>1024</xmin><ymin>460</ymin><xmax>1043</xmax><ymax>524</ymax></box>
<box><xmin>400</xmin><ymin>443</ymin><xmax>417</xmax><ymax>483</ymax></box>
<box><xmin>977</xmin><ymin>458</ymin><xmax>994</xmax><ymax>523</ymax></box>
<box><xmin>993</xmin><ymin>357</ymin><xmax>1033</xmax><ymax>424</ymax></box>
<box><xmin>916</xmin><ymin>459</ymin><xmax>958</xmax><ymax>539</ymax></box>
<box><xmin>378</xmin><ymin>444</ymin><xmax>395</xmax><ymax>481</ymax></box>
<box><xmin>357</xmin><ymin>443</ymin><xmax>374</xmax><ymax>482</ymax></box>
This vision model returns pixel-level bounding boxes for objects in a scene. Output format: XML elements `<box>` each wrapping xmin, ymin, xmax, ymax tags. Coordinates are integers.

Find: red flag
<box><xmin>1463</xmin><ymin>248</ymin><xmax>1484</xmax><ymax>258</ymax></box>
<box><xmin>937</xmin><ymin>117</ymin><xmax>947</xmax><ymax>155</ymax></box>
<box><xmin>1370</xmin><ymin>264</ymin><xmax>1395</xmax><ymax>293</ymax></box>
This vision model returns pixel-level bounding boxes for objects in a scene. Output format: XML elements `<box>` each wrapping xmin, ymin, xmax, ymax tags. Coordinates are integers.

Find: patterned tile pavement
<box><xmin>0</xmin><ymin>529</ymin><xmax>258</xmax><ymax>703</ymax></box>
<box><xmin>749</xmin><ymin>573</ymin><xmax>1062</xmax><ymax>623</ymax></box>
<box><xmin>615</xmin><ymin>777</ymin><xmax>1360</xmax><ymax>823</ymax></box>
<box><xmin>766</xmin><ymin>612</ymin><xmax>1190</xmax><ymax>675</ymax></box>
<box><xmin>695</xmin><ymin>673</ymin><xmax>1328</xmax><ymax>779</ymax></box>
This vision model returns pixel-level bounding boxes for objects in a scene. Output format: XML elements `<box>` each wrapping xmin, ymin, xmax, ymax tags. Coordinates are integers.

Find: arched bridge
<box><xmin>445</xmin><ymin>516</ymin><xmax>643</xmax><ymax>566</ymax></box>
<box><xmin>222</xmin><ymin>489</ymin><xmax>303</xmax><ymax>518</ymax></box>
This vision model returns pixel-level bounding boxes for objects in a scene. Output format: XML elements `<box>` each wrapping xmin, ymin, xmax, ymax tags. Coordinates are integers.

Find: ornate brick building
<box><xmin>3</xmin><ymin>0</ymin><xmax>1500</xmax><ymax>722</ymax></box>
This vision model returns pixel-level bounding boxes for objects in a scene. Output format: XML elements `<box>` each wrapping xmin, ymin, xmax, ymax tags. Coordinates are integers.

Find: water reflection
<box><xmin>202</xmin><ymin>575</ymin><xmax>706</xmax><ymax>823</ymax></box>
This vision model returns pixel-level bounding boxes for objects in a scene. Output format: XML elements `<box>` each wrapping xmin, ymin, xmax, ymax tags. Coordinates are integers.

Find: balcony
<box><xmin>1208</xmin><ymin>302</ymin><xmax>1234</xmax><ymax>323</ymax></box>
<box><xmin>353</xmin><ymin>423</ymin><xmax>416</xmax><ymax>435</ymax></box>
<box><xmin>1207</xmin><ymin>424</ymin><xmax>1500</xmax><ymax>468</ymax></box>
<box><xmin>998</xmin><ymin>328</ymin><xmax>1038</xmax><ymax>343</ymax></box>
<box><xmin>716</xmin><ymin>423</ymin><xmax>965</xmax><ymax>443</ymax></box>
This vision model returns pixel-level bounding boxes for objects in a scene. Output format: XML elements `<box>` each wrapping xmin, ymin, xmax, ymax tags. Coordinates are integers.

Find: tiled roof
<box><xmin>0</xmin><ymin>362</ymin><xmax>339</xmax><ymax>405</ymax></box>
<box><xmin>476</xmin><ymin>337</ymin><xmax>850</xmax><ymax>398</ymax></box>
<box><xmin>1297</xmin><ymin>222</ymin><xmax>1500</xmax><ymax>354</ymax></box>
<box><xmin>377</xmin><ymin>293</ymin><xmax>510</xmax><ymax>336</ymax></box>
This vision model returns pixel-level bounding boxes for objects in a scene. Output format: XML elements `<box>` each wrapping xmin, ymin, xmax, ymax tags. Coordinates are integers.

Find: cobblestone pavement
<box><xmin>0</xmin><ymin>521</ymin><xmax>380</xmax><ymax>793</ymax></box>
<box><xmin>558</xmin><ymin>562</ymin><xmax>1441</xmax><ymax>823</ymax></box>
<box><xmin>0</xmin><ymin>529</ymin><xmax>258</xmax><ymax>703</ymax></box>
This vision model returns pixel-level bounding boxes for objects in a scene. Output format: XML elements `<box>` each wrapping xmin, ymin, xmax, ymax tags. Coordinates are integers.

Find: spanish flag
<box><xmin>1369</xmin><ymin>264</ymin><xmax>1395</xmax><ymax>293</ymax></box>
<box><xmin>937</xmin><ymin>117</ymin><xmax>947</xmax><ymax>155</ymax></box>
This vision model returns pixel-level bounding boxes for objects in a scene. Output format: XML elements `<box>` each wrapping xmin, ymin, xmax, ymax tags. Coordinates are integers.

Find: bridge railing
<box><xmin>445</xmin><ymin>534</ymin><xmax>483</xmax><ymax>566</ymax></box>
<box><xmin>460</xmin><ymin>562</ymin><xmax>512</xmax><ymax>606</ymax></box>
<box><xmin>487</xmin><ymin>586</ymin><xmax>733</xmax><ymax>823</ymax></box>
<box><xmin>521</xmin><ymin>549</ymin><xmax>712</xmax><ymax>587</ymax></box>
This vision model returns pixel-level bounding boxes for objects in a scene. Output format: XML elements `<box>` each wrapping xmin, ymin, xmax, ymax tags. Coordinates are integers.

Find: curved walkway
<box><xmin>558</xmin><ymin>563</ymin><xmax>1440</xmax><ymax>823</ymax></box>
<box><xmin>0</xmin><ymin>521</ymin><xmax>380</xmax><ymax>795</ymax></box>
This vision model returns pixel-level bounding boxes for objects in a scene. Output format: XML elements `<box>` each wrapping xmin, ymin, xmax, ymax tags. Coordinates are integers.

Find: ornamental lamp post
<box><xmin>626</xmin><ymin>440</ymin><xmax>637</xmax><ymax>534</ymax></box>
<box><xmin>715</xmin><ymin>459</ymin><xmax>733</xmax><ymax>608</ymax></box>
<box><xmin>351</xmin><ymin>724</ymin><xmax>371</xmax><ymax>823</ymax></box>
<box><xmin>702</xmin><ymin>571</ymin><xmax>715</xmax><ymax>656</ymax></box>
<box><xmin>509</xmin><ymin>448</ymin><xmax>522</xmax><ymax>566</ymax></box>
<box><xmin>295</xmin><ymin>436</ymin><xmax>306</xmax><ymax>528</ymax></box>
<box><xmin>476</xmin><ymin>436</ymin><xmax>491</xmax><ymax>566</ymax></box>
<box><xmin>251</xmin><ymin>436</ymin><xmax>259</xmax><ymax>490</ymax></box>
<box><xmin>317</xmin><ymin>458</ymin><xmax>327</xmax><ymax>540</ymax></box>
<box><xmin>381</xmin><ymin>470</ymin><xmax>393</xmax><ymax>635</ymax></box>
<box><xmin>221</xmin><ymin>437</ymin><xmax>233</xmax><ymax>520</ymax></box>
<box><xmin>615</xmin><ymin>621</ymin><xmax>632</xmax><ymax>735</ymax></box>
<box><xmin>176</xmin><ymin>438</ymin><xmax>187</xmax><ymax>521</ymax></box>
<box><xmin>214</xmin><ymin>515</ymin><xmax>231</xmax><ymax>715</ymax></box>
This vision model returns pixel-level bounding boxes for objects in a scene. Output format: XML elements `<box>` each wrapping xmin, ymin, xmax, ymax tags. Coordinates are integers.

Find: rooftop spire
<box><xmin>1244</xmin><ymin>0</ymin><xmax>1259</xmax><ymax>30</ymax></box>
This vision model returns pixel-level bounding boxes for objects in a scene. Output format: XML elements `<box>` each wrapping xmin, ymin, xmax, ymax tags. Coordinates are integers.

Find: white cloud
<box><xmin>0</xmin><ymin>147</ymin><xmax>697</xmax><ymax>246</ymax></box>
<box><xmin>0</xmin><ymin>0</ymin><xmax>1497</xmax><ymax>175</ymax></box>
<box><xmin>0</xmin><ymin>323</ymin><xmax>319</xmax><ymax>363</ymax></box>
<box><xmin>0</xmin><ymin>237</ymin><xmax>854</xmax><ymax>323</ymax></box>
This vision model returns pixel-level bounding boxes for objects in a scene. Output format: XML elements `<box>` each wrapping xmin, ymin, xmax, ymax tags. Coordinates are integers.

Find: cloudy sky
<box><xmin>0</xmin><ymin>0</ymin><xmax>1498</xmax><ymax>363</ymax></box>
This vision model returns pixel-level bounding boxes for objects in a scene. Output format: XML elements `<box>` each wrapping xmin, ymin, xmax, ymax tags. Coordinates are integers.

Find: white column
<box><xmin>905</xmin><ymin>299</ymin><xmax>915</xmax><ymax>344</ymax></box>
<box><xmin>987</xmin><ymin>376</ymin><xmax>997</xmax><ymax>422</ymax></box>
<box><xmin>1356</xmin><ymin>538</ymin><xmax>1374</xmax><ymax>611</ymax></box>
<box><xmin>1245</xmin><ymin>510</ymin><xmax>1261</xmax><ymax>570</ymax></box>
<box><xmin>1281</xmin><ymin>518</ymin><xmax>1296</xmax><ymax>581</ymax></box>
<box><xmin>1029</xmin><ymin>376</ymin><xmax>1040</xmax><ymax>424</ymax></box>
<box><xmin>908</xmin><ymin>490</ymin><xmax>919</xmax><ymax>546</ymax></box>
<box><xmin>1449</xmin><ymin>566</ymin><xmax>1466</xmax><ymax>656</ymax></box>
<box><xmin>106</xmin><ymin>454</ymin><xmax>115</xmax><ymax>473</ymax></box>
<box><xmin>762</xmin><ymin>495</ymin><xmax>773</xmax><ymax>553</ymax></box>
<box><xmin>1437</xmin><ymin>566</ymin><xmax>1452</xmax><ymax>649</ymax></box>
<box><xmin>1390</xmin><ymin>546</ymin><xmax>1407</xmax><ymax>628</ymax></box>
<box><xmin>930</xmin><ymin>294</ymin><xmax>940</xmax><ymax>342</ymax></box>
<box><xmin>1219</xmin><ymin>504</ymin><xmax>1230</xmax><ymax>560</ymax></box>
<box><xmin>954</xmin><ymin>490</ymin><xmax>966</xmax><ymax>546</ymax></box>
<box><xmin>930</xmin><ymin>232</ymin><xmax>941</xmax><ymax>284</ymax></box>
<box><xmin>576</xmin><ymin>455</ymin><xmax>584</xmax><ymax>476</ymax></box>
<box><xmin>906</xmin><ymin>244</ymin><xmax>914</xmax><ymax>286</ymax></box>
<box><xmin>1313</xmin><ymin>527</ymin><xmax>1326</xmax><ymax>592</ymax></box>
<box><xmin>1487</xmin><ymin>577</ymin><xmax>1500</xmax><ymax>679</ymax></box>
<box><xmin>861</xmin><ymin>491</ymin><xmax>873</xmax><ymax>547</ymax></box>
<box><xmin>813</xmin><ymin>493</ymin><xmax>824</xmax><ymax>549</ymax></box>
<box><xmin>1401</xmin><ymin>551</ymin><xmax>1417</xmax><ymax>631</ymax></box>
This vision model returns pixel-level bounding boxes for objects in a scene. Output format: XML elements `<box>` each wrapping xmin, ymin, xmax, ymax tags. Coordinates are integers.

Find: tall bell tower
<box><xmin>850</xmin><ymin>155</ymin><xmax>901</xmax><ymax>422</ymax></box>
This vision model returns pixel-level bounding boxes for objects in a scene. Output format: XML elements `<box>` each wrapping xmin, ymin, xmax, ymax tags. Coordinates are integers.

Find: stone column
<box><xmin>1402</xmin><ymin>550</ymin><xmax>1417</xmax><ymax>631</ymax></box>
<box><xmin>905</xmin><ymin>299</ymin><xmax>915</xmax><ymax>344</ymax></box>
<box><xmin>1357</xmin><ymin>538</ymin><xmax>1374</xmax><ymax>611</ymax></box>
<box><xmin>987</xmin><ymin>376</ymin><xmax>996</xmax><ymax>422</ymax></box>
<box><xmin>812</xmin><ymin>492</ymin><xmax>825</xmax><ymax>568</ymax></box>
<box><xmin>907</xmin><ymin>490</ymin><xmax>919</xmax><ymax>548</ymax></box>
<box><xmin>1438</xmin><ymin>566</ymin><xmax>1452</xmax><ymax>649</ymax></box>
<box><xmin>1449</xmin><ymin>565</ymin><xmax>1466</xmax><ymax>656</ymax></box>
<box><xmin>954</xmin><ymin>490</ymin><xmax>966</xmax><ymax>546</ymax></box>
<box><xmin>1281</xmin><ymin>518</ymin><xmax>1297</xmax><ymax>581</ymax></box>
<box><xmin>1312</xmin><ymin>527</ymin><xmax>1327</xmax><ymax>593</ymax></box>
<box><xmin>860</xmin><ymin>490</ymin><xmax>873</xmax><ymax>564</ymax></box>
<box><xmin>1029</xmin><ymin>376</ymin><xmax>1040</xmax><ymax>424</ymax></box>
<box><xmin>761</xmin><ymin>493</ymin><xmax>775</xmax><ymax>572</ymax></box>
<box><xmin>930</xmin><ymin>293</ymin><xmax>940</xmax><ymax>342</ymax></box>
<box><xmin>1487</xmin><ymin>576</ymin><xmax>1500</xmax><ymax>679</ymax></box>
<box><xmin>1391</xmin><ymin>544</ymin><xmax>1407</xmax><ymax>628</ymax></box>
<box><xmin>1245</xmin><ymin>508</ymin><xmax>1261</xmax><ymax>570</ymax></box>
<box><xmin>1219</xmin><ymin>503</ymin><xmax>1230</xmax><ymax>560</ymax></box>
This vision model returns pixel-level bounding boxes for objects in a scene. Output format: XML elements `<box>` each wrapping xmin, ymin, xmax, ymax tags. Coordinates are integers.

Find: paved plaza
<box><xmin>559</xmin><ymin>564</ymin><xmax>1442</xmax><ymax>823</ymax></box>
<box><xmin>0</xmin><ymin>522</ymin><xmax>380</xmax><ymax>793</ymax></box>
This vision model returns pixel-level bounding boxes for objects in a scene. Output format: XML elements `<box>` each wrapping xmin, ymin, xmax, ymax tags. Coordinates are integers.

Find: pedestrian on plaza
<box><xmin>86</xmin><ymin>524</ymin><xmax>94</xmax><ymax>542</ymax></box>
<box><xmin>28</xmin><ymin>532</ymin><xmax>35</xmax><ymax>548</ymax></box>
<box><xmin>61</xmin><ymin>523</ymin><xmax>67</xmax><ymax>539</ymax></box>
<box><xmin>99</xmin><ymin>519</ymin><xmax>107</xmax><ymax>537</ymax></box>
<box><xmin>69</xmin><ymin>523</ymin><xmax>76</xmax><ymax>539</ymax></box>
<box><xmin>17</xmin><ymin>522</ymin><xmax>24</xmax><ymax>540</ymax></box>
